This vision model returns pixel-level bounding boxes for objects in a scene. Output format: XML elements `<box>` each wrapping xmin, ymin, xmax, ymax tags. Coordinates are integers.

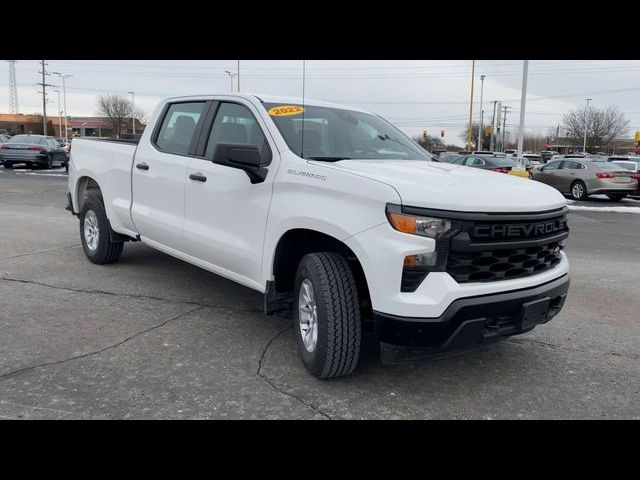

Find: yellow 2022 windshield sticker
<box><xmin>268</xmin><ymin>105</ymin><xmax>305</xmax><ymax>117</ymax></box>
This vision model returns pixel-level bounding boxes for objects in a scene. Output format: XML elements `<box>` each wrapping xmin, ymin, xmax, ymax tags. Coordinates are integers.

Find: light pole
<box><xmin>516</xmin><ymin>60</ymin><xmax>529</xmax><ymax>163</ymax></box>
<box><xmin>489</xmin><ymin>100</ymin><xmax>498</xmax><ymax>152</ymax></box>
<box><xmin>128</xmin><ymin>91</ymin><xmax>136</xmax><ymax>136</ymax></box>
<box><xmin>583</xmin><ymin>98</ymin><xmax>592</xmax><ymax>153</ymax></box>
<box><xmin>51</xmin><ymin>72</ymin><xmax>72</xmax><ymax>142</ymax></box>
<box><xmin>466</xmin><ymin>60</ymin><xmax>475</xmax><ymax>151</ymax></box>
<box><xmin>225</xmin><ymin>70</ymin><xmax>237</xmax><ymax>92</ymax></box>
<box><xmin>54</xmin><ymin>89</ymin><xmax>62</xmax><ymax>139</ymax></box>
<box><xmin>478</xmin><ymin>75</ymin><xmax>485</xmax><ymax>150</ymax></box>
<box><xmin>237</xmin><ymin>60</ymin><xmax>240</xmax><ymax>92</ymax></box>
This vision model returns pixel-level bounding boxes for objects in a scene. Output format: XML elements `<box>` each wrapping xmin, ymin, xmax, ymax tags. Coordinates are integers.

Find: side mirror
<box><xmin>212</xmin><ymin>142</ymin><xmax>268</xmax><ymax>184</ymax></box>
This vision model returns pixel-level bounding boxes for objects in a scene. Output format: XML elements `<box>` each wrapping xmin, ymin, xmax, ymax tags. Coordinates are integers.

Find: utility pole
<box><xmin>466</xmin><ymin>60</ymin><xmax>476</xmax><ymax>151</ymax></box>
<box><xmin>478</xmin><ymin>75</ymin><xmax>485</xmax><ymax>150</ymax></box>
<box><xmin>37</xmin><ymin>61</ymin><xmax>57</xmax><ymax>136</ymax></box>
<box><xmin>237</xmin><ymin>60</ymin><xmax>240</xmax><ymax>92</ymax></box>
<box><xmin>128</xmin><ymin>91</ymin><xmax>136</xmax><ymax>136</ymax></box>
<box><xmin>38</xmin><ymin>60</ymin><xmax>52</xmax><ymax>135</ymax></box>
<box><xmin>516</xmin><ymin>60</ymin><xmax>529</xmax><ymax>162</ymax></box>
<box><xmin>52</xmin><ymin>72</ymin><xmax>72</xmax><ymax>142</ymax></box>
<box><xmin>489</xmin><ymin>100</ymin><xmax>498</xmax><ymax>151</ymax></box>
<box><xmin>583</xmin><ymin>98</ymin><xmax>592</xmax><ymax>153</ymax></box>
<box><xmin>7</xmin><ymin>60</ymin><xmax>19</xmax><ymax>114</ymax></box>
<box><xmin>501</xmin><ymin>106</ymin><xmax>509</xmax><ymax>150</ymax></box>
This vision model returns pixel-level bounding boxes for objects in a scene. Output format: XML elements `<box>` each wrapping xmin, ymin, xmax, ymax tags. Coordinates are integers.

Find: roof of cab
<box><xmin>160</xmin><ymin>93</ymin><xmax>372</xmax><ymax>114</ymax></box>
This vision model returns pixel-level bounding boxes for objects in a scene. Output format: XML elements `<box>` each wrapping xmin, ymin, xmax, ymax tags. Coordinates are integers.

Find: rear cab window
<box><xmin>154</xmin><ymin>102</ymin><xmax>207</xmax><ymax>155</ymax></box>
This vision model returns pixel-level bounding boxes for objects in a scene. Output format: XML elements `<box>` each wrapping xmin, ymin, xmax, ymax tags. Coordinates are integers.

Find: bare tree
<box><xmin>96</xmin><ymin>94</ymin><xmax>144</xmax><ymax>138</ymax></box>
<box><xmin>458</xmin><ymin>122</ymin><xmax>491</xmax><ymax>150</ymax></box>
<box><xmin>562</xmin><ymin>104</ymin><xmax>629</xmax><ymax>152</ymax></box>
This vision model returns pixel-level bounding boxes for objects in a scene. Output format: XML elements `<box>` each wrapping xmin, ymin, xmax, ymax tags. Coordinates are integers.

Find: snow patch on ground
<box><xmin>568</xmin><ymin>205</ymin><xmax>640</xmax><ymax>214</ymax></box>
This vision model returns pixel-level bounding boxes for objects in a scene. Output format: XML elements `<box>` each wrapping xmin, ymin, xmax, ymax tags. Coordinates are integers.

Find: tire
<box><xmin>3</xmin><ymin>162</ymin><xmax>12</xmax><ymax>169</ymax></box>
<box><xmin>570</xmin><ymin>180</ymin><xmax>587</xmax><ymax>200</ymax></box>
<box><xmin>79</xmin><ymin>192</ymin><xmax>124</xmax><ymax>264</ymax></box>
<box><xmin>45</xmin><ymin>154</ymin><xmax>53</xmax><ymax>169</ymax></box>
<box><xmin>294</xmin><ymin>252</ymin><xmax>362</xmax><ymax>379</ymax></box>
<box><xmin>607</xmin><ymin>193</ymin><xmax>626</xmax><ymax>202</ymax></box>
<box><xmin>64</xmin><ymin>162</ymin><xmax>69</xmax><ymax>172</ymax></box>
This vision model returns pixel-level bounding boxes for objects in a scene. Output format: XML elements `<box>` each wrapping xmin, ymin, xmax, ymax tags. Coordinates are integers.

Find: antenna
<box><xmin>301</xmin><ymin>59</ymin><xmax>306</xmax><ymax>158</ymax></box>
<box><xmin>7</xmin><ymin>60</ymin><xmax>19</xmax><ymax>114</ymax></box>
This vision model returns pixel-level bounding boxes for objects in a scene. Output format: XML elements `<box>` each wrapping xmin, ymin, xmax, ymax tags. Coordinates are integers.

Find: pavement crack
<box><xmin>507</xmin><ymin>337</ymin><xmax>640</xmax><ymax>360</ymax></box>
<box><xmin>0</xmin><ymin>276</ymin><xmax>228</xmax><ymax>310</ymax></box>
<box><xmin>0</xmin><ymin>306</ymin><xmax>204</xmax><ymax>383</ymax></box>
<box><xmin>257</xmin><ymin>324</ymin><xmax>333</xmax><ymax>420</ymax></box>
<box><xmin>1</xmin><ymin>244</ymin><xmax>81</xmax><ymax>260</ymax></box>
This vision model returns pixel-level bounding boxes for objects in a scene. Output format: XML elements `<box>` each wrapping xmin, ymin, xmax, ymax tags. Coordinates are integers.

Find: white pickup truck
<box><xmin>67</xmin><ymin>94</ymin><xmax>570</xmax><ymax>378</ymax></box>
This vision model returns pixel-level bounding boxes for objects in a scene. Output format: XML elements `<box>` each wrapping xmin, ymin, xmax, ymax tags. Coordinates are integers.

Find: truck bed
<box><xmin>69</xmin><ymin>137</ymin><xmax>139</xmax><ymax>237</ymax></box>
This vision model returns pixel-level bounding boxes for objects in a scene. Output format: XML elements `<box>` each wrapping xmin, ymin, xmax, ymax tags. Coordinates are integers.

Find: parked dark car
<box><xmin>531</xmin><ymin>159</ymin><xmax>637</xmax><ymax>201</ymax></box>
<box><xmin>540</xmin><ymin>150</ymin><xmax>559</xmax><ymax>163</ymax></box>
<box><xmin>447</xmin><ymin>153</ymin><xmax>530</xmax><ymax>178</ymax></box>
<box><xmin>0</xmin><ymin>134</ymin><xmax>69</xmax><ymax>169</ymax></box>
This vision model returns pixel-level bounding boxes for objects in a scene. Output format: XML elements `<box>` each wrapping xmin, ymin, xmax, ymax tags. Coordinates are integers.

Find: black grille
<box><xmin>444</xmin><ymin>209</ymin><xmax>569</xmax><ymax>284</ymax></box>
<box><xmin>447</xmin><ymin>242</ymin><xmax>563</xmax><ymax>283</ymax></box>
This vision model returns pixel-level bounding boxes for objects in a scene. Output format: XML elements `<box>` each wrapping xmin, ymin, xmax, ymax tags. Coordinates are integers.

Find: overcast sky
<box><xmin>2</xmin><ymin>60</ymin><xmax>640</xmax><ymax>146</ymax></box>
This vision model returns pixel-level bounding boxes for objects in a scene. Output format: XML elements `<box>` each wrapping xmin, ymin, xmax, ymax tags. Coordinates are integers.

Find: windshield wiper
<box><xmin>306</xmin><ymin>156</ymin><xmax>351</xmax><ymax>162</ymax></box>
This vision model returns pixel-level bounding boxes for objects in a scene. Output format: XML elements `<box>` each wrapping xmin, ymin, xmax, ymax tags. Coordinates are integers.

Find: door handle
<box><xmin>189</xmin><ymin>173</ymin><xmax>207</xmax><ymax>182</ymax></box>
<box><xmin>136</xmin><ymin>162</ymin><xmax>149</xmax><ymax>171</ymax></box>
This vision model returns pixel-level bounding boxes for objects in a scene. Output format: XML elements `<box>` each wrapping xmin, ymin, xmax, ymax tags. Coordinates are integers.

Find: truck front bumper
<box><xmin>373</xmin><ymin>274</ymin><xmax>569</xmax><ymax>361</ymax></box>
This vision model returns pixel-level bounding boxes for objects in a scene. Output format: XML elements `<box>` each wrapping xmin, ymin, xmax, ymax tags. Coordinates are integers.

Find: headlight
<box><xmin>386</xmin><ymin>206</ymin><xmax>454</xmax><ymax>239</ymax></box>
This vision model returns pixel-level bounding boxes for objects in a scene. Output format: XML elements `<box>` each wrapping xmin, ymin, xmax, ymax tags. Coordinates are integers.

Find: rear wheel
<box><xmin>571</xmin><ymin>180</ymin><xmax>587</xmax><ymax>200</ymax></box>
<box><xmin>3</xmin><ymin>162</ymin><xmax>12</xmax><ymax>169</ymax></box>
<box><xmin>607</xmin><ymin>193</ymin><xmax>626</xmax><ymax>202</ymax></box>
<box><xmin>294</xmin><ymin>252</ymin><xmax>362</xmax><ymax>379</ymax></box>
<box><xmin>79</xmin><ymin>192</ymin><xmax>124</xmax><ymax>264</ymax></box>
<box><xmin>45</xmin><ymin>154</ymin><xmax>53</xmax><ymax>169</ymax></box>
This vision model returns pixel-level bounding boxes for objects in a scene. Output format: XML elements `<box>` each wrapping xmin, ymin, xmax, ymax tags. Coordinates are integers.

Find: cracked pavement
<box><xmin>0</xmin><ymin>169</ymin><xmax>639</xmax><ymax>419</ymax></box>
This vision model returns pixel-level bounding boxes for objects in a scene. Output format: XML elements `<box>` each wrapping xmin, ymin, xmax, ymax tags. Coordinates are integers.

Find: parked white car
<box><xmin>67</xmin><ymin>94</ymin><xmax>570</xmax><ymax>378</ymax></box>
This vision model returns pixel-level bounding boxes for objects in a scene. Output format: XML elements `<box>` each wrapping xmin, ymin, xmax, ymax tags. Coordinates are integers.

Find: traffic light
<box><xmin>440</xmin><ymin>129</ymin><xmax>445</xmax><ymax>138</ymax></box>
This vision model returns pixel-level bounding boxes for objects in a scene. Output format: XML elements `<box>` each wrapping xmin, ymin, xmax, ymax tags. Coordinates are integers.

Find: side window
<box><xmin>544</xmin><ymin>161</ymin><xmax>560</xmax><ymax>170</ymax></box>
<box><xmin>155</xmin><ymin>102</ymin><xmax>206</xmax><ymax>155</ymax></box>
<box><xmin>205</xmin><ymin>102</ymin><xmax>271</xmax><ymax>164</ymax></box>
<box><xmin>466</xmin><ymin>156</ymin><xmax>485</xmax><ymax>166</ymax></box>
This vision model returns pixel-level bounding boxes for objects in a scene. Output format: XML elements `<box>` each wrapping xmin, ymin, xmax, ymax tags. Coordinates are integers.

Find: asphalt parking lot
<box><xmin>0</xmin><ymin>167</ymin><xmax>639</xmax><ymax>419</ymax></box>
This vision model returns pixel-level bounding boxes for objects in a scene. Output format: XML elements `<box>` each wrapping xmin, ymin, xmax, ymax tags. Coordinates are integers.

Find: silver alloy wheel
<box><xmin>572</xmin><ymin>182</ymin><xmax>584</xmax><ymax>199</ymax></box>
<box><xmin>298</xmin><ymin>278</ymin><xmax>318</xmax><ymax>352</ymax></box>
<box><xmin>84</xmin><ymin>210</ymin><xmax>99</xmax><ymax>251</ymax></box>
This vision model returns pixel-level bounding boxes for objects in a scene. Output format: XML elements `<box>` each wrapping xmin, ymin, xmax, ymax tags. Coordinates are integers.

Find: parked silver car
<box><xmin>531</xmin><ymin>159</ymin><xmax>638</xmax><ymax>201</ymax></box>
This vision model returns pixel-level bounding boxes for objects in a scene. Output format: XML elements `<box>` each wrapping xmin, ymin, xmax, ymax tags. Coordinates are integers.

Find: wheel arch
<box><xmin>268</xmin><ymin>228</ymin><xmax>372</xmax><ymax>319</ymax></box>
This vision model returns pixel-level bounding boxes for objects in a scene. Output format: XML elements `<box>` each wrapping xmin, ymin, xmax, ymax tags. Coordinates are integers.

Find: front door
<box><xmin>183</xmin><ymin>100</ymin><xmax>276</xmax><ymax>288</ymax></box>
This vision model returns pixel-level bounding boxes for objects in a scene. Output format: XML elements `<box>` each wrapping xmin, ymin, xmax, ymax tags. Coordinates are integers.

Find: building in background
<box><xmin>0</xmin><ymin>113</ymin><xmax>145</xmax><ymax>139</ymax></box>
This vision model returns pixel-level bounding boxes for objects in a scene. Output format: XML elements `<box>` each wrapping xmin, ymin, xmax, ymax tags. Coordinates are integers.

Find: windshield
<box><xmin>263</xmin><ymin>103</ymin><xmax>432</xmax><ymax>161</ymax></box>
<box><xmin>8</xmin><ymin>135</ymin><xmax>47</xmax><ymax>145</ymax></box>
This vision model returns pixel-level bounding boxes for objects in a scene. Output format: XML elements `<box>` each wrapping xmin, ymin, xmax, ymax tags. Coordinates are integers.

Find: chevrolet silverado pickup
<box><xmin>67</xmin><ymin>94</ymin><xmax>570</xmax><ymax>378</ymax></box>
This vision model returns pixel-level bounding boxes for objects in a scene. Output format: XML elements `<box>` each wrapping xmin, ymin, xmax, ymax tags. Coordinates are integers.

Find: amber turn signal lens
<box><xmin>387</xmin><ymin>212</ymin><xmax>417</xmax><ymax>235</ymax></box>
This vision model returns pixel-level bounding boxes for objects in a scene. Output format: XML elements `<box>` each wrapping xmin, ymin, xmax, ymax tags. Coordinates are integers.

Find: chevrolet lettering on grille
<box><xmin>473</xmin><ymin>219</ymin><xmax>568</xmax><ymax>240</ymax></box>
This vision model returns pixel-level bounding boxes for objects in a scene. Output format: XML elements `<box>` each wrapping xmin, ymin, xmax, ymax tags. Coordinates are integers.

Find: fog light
<box><xmin>404</xmin><ymin>251</ymin><xmax>438</xmax><ymax>268</ymax></box>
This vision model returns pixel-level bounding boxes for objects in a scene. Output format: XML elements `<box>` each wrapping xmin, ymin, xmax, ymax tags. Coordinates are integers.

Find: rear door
<box><xmin>183</xmin><ymin>100</ymin><xmax>277</xmax><ymax>288</ymax></box>
<box><xmin>131</xmin><ymin>100</ymin><xmax>208</xmax><ymax>252</ymax></box>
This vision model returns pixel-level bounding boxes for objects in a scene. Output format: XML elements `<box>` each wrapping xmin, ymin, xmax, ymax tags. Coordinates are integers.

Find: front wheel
<box><xmin>79</xmin><ymin>193</ymin><xmax>124</xmax><ymax>264</ymax></box>
<box><xmin>294</xmin><ymin>252</ymin><xmax>362</xmax><ymax>379</ymax></box>
<box><xmin>571</xmin><ymin>180</ymin><xmax>587</xmax><ymax>201</ymax></box>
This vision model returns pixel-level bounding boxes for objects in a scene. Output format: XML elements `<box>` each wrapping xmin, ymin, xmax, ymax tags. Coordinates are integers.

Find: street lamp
<box><xmin>128</xmin><ymin>91</ymin><xmax>136</xmax><ymax>136</ymax></box>
<box><xmin>54</xmin><ymin>89</ymin><xmax>62</xmax><ymax>139</ymax></box>
<box><xmin>478</xmin><ymin>75</ymin><xmax>485</xmax><ymax>150</ymax></box>
<box><xmin>225</xmin><ymin>70</ymin><xmax>237</xmax><ymax>93</ymax></box>
<box><xmin>51</xmin><ymin>72</ymin><xmax>73</xmax><ymax>143</ymax></box>
<box><xmin>516</xmin><ymin>60</ymin><xmax>529</xmax><ymax>162</ymax></box>
<box><xmin>583</xmin><ymin>98</ymin><xmax>592</xmax><ymax>154</ymax></box>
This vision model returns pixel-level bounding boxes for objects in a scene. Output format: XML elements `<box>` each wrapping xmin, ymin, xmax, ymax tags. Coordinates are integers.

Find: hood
<box><xmin>315</xmin><ymin>159</ymin><xmax>567</xmax><ymax>213</ymax></box>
